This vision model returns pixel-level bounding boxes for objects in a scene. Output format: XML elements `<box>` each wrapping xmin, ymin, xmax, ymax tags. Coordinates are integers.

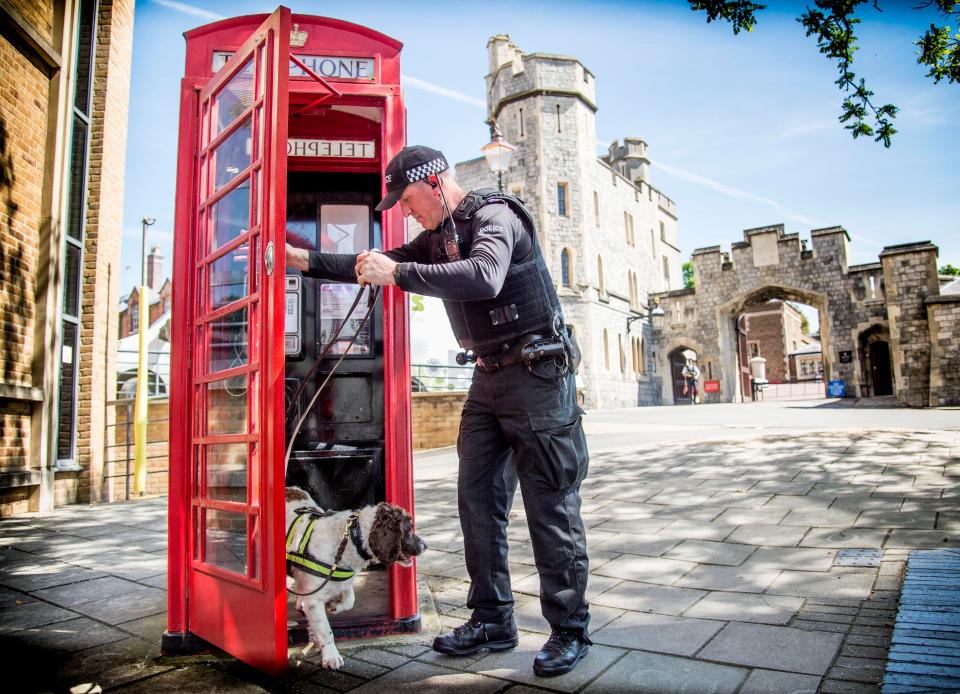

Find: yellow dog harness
<box><xmin>285</xmin><ymin>509</ymin><xmax>361</xmax><ymax>582</ymax></box>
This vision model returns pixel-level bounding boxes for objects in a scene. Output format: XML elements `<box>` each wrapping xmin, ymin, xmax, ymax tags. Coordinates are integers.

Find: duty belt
<box><xmin>475</xmin><ymin>333</ymin><xmax>548</xmax><ymax>372</ymax></box>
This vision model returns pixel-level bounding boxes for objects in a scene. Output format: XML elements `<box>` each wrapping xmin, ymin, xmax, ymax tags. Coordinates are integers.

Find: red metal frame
<box><xmin>169</xmin><ymin>8</ymin><xmax>413</xmax><ymax>675</ymax></box>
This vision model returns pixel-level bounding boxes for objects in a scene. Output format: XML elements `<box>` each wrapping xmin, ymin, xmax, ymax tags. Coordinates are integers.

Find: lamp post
<box><xmin>625</xmin><ymin>301</ymin><xmax>665</xmax><ymax>335</ymax></box>
<box><xmin>134</xmin><ymin>216</ymin><xmax>156</xmax><ymax>495</ymax></box>
<box><xmin>481</xmin><ymin>122</ymin><xmax>516</xmax><ymax>192</ymax></box>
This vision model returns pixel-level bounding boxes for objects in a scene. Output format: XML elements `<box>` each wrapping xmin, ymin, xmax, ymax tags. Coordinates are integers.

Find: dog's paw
<box><xmin>320</xmin><ymin>644</ymin><xmax>343</xmax><ymax>670</ymax></box>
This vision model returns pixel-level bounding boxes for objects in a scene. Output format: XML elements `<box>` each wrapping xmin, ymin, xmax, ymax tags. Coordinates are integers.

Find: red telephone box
<box><xmin>165</xmin><ymin>7</ymin><xmax>415</xmax><ymax>675</ymax></box>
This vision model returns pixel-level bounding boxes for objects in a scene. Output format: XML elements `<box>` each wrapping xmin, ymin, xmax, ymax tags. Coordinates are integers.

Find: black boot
<box><xmin>533</xmin><ymin>629</ymin><xmax>591</xmax><ymax>677</ymax></box>
<box><xmin>432</xmin><ymin>617</ymin><xmax>519</xmax><ymax>656</ymax></box>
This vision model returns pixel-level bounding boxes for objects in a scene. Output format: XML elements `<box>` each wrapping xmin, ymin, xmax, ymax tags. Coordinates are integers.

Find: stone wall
<box><xmin>654</xmin><ymin>225</ymin><xmax>858</xmax><ymax>403</ymax></box>
<box><xmin>925</xmin><ymin>295</ymin><xmax>960</xmax><ymax>406</ymax></box>
<box><xmin>880</xmin><ymin>243</ymin><xmax>939</xmax><ymax>408</ymax></box>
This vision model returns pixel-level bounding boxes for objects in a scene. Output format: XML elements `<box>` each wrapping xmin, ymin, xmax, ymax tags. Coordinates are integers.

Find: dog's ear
<box><xmin>368</xmin><ymin>503</ymin><xmax>406</xmax><ymax>564</ymax></box>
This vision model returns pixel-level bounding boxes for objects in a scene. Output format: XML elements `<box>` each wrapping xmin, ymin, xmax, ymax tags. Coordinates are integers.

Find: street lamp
<box><xmin>141</xmin><ymin>217</ymin><xmax>156</xmax><ymax>288</ymax></box>
<box><xmin>625</xmin><ymin>301</ymin><xmax>665</xmax><ymax>335</ymax></box>
<box><xmin>480</xmin><ymin>122</ymin><xmax>516</xmax><ymax>192</ymax></box>
<box><xmin>134</xmin><ymin>216</ymin><xmax>155</xmax><ymax>496</ymax></box>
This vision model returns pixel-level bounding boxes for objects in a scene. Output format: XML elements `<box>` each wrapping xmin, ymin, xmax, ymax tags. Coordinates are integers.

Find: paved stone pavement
<box><xmin>1</xmin><ymin>428</ymin><xmax>958</xmax><ymax>693</ymax></box>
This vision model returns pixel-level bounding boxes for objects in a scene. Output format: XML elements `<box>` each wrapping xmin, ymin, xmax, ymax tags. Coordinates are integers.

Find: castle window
<box><xmin>518</xmin><ymin>108</ymin><xmax>524</xmax><ymax>138</ymax></box>
<box><xmin>603</xmin><ymin>329</ymin><xmax>610</xmax><ymax>370</ymax></box>
<box><xmin>624</xmin><ymin>211</ymin><xmax>635</xmax><ymax>246</ymax></box>
<box><xmin>597</xmin><ymin>255</ymin><xmax>606</xmax><ymax>297</ymax></box>
<box><xmin>660</xmin><ymin>220</ymin><xmax>666</xmax><ymax>242</ymax></box>
<box><xmin>556</xmin><ymin>104</ymin><xmax>562</xmax><ymax>133</ymax></box>
<box><xmin>662</xmin><ymin>256</ymin><xmax>670</xmax><ymax>286</ymax></box>
<box><xmin>593</xmin><ymin>191</ymin><xmax>600</xmax><ymax>227</ymax></box>
<box><xmin>619</xmin><ymin>335</ymin><xmax>626</xmax><ymax>374</ymax></box>
<box><xmin>557</xmin><ymin>182</ymin><xmax>568</xmax><ymax>216</ymax></box>
<box><xmin>650</xmin><ymin>228</ymin><xmax>656</xmax><ymax>257</ymax></box>
<box><xmin>561</xmin><ymin>248</ymin><xmax>571</xmax><ymax>287</ymax></box>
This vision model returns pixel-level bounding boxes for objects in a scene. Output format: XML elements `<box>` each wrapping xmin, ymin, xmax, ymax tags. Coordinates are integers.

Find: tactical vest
<box><xmin>442</xmin><ymin>189</ymin><xmax>562</xmax><ymax>353</ymax></box>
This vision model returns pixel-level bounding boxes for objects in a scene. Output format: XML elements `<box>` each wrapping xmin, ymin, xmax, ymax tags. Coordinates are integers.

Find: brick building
<box><xmin>117</xmin><ymin>246</ymin><xmax>171</xmax><ymax>339</ymax></box>
<box><xmin>455</xmin><ymin>35</ymin><xmax>683</xmax><ymax>409</ymax></box>
<box><xmin>741</xmin><ymin>300</ymin><xmax>816</xmax><ymax>383</ymax></box>
<box><xmin>0</xmin><ymin>0</ymin><xmax>134</xmax><ymax>516</ymax></box>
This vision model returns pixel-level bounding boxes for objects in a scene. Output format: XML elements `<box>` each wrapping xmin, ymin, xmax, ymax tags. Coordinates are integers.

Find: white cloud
<box><xmin>651</xmin><ymin>158</ymin><xmax>827</xmax><ymax>228</ymax></box>
<box><xmin>401</xmin><ymin>75</ymin><xmax>485</xmax><ymax>108</ymax></box>
<box><xmin>152</xmin><ymin>0</ymin><xmax>224</xmax><ymax>21</ymax></box>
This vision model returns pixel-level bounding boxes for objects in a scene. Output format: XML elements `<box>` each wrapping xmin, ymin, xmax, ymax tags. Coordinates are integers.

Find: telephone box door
<box><xmin>186</xmin><ymin>8</ymin><xmax>289</xmax><ymax>675</ymax></box>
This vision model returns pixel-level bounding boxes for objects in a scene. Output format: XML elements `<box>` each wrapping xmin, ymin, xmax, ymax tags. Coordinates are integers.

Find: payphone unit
<box><xmin>166</xmin><ymin>8</ymin><xmax>415</xmax><ymax>675</ymax></box>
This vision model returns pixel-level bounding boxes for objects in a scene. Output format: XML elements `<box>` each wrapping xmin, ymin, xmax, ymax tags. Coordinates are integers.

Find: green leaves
<box><xmin>690</xmin><ymin>0</ymin><xmax>959</xmax><ymax>147</ymax></box>
<box><xmin>688</xmin><ymin>1</ymin><xmax>767</xmax><ymax>34</ymax></box>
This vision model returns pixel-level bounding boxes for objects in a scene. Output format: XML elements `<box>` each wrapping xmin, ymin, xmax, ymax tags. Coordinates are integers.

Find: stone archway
<box><xmin>716</xmin><ymin>284</ymin><xmax>829</xmax><ymax>404</ymax></box>
<box><xmin>657</xmin><ymin>336</ymin><xmax>707</xmax><ymax>405</ymax></box>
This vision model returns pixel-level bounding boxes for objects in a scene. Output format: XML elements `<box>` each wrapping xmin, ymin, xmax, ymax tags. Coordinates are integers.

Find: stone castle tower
<box><xmin>455</xmin><ymin>35</ymin><xmax>683</xmax><ymax>408</ymax></box>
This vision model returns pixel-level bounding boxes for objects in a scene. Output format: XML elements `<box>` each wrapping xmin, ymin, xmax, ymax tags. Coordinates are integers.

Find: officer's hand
<box><xmin>356</xmin><ymin>251</ymin><xmax>397</xmax><ymax>287</ymax></box>
<box><xmin>286</xmin><ymin>243</ymin><xmax>309</xmax><ymax>272</ymax></box>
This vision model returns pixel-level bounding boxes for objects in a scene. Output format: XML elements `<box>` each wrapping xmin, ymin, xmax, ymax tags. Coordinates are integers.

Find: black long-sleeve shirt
<box><xmin>302</xmin><ymin>199</ymin><xmax>532</xmax><ymax>302</ymax></box>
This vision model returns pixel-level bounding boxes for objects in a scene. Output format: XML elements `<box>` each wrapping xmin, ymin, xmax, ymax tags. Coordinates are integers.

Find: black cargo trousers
<box><xmin>456</xmin><ymin>359</ymin><xmax>590</xmax><ymax>633</ymax></box>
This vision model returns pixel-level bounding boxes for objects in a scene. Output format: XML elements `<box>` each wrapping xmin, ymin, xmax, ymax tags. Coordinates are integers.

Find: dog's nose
<box><xmin>418</xmin><ymin>536</ymin><xmax>428</xmax><ymax>553</ymax></box>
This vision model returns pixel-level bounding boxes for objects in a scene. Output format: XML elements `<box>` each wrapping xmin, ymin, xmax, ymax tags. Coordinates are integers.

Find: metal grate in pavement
<box><xmin>882</xmin><ymin>548</ymin><xmax>960</xmax><ymax>693</ymax></box>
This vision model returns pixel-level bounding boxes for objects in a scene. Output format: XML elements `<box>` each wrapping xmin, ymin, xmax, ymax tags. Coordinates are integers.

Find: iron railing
<box><xmin>410</xmin><ymin>363</ymin><xmax>473</xmax><ymax>392</ymax></box>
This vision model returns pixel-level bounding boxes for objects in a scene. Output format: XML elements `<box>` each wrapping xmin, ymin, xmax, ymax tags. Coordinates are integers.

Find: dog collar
<box><xmin>348</xmin><ymin>514</ymin><xmax>374</xmax><ymax>561</ymax></box>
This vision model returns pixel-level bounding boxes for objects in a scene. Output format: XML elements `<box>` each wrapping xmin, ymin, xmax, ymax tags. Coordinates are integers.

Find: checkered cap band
<box><xmin>405</xmin><ymin>157</ymin><xmax>447</xmax><ymax>184</ymax></box>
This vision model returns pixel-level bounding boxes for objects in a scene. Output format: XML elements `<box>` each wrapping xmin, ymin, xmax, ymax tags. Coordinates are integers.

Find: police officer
<box><xmin>286</xmin><ymin>146</ymin><xmax>591</xmax><ymax>677</ymax></box>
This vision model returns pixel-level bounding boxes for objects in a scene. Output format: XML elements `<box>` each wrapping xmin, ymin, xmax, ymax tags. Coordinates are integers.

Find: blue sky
<box><xmin>121</xmin><ymin>0</ymin><xmax>960</xmax><ymax>294</ymax></box>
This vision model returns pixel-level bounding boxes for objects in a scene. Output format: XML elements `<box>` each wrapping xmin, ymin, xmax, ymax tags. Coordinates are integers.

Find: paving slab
<box><xmin>590</xmin><ymin>610</ymin><xmax>724</xmax><ymax>656</ymax></box>
<box><xmin>765</xmin><ymin>569</ymin><xmax>876</xmax><ymax>600</ymax></box>
<box><xmin>681</xmin><ymin>592</ymin><xmax>803</xmax><ymax>625</ymax></box>
<box><xmin>674</xmin><ymin>564</ymin><xmax>780</xmax><ymax>593</ymax></box>
<box><xmin>582</xmin><ymin>650</ymin><xmax>747</xmax><ymax>694</ymax></box>
<box><xmin>739</xmin><ymin>668</ymin><xmax>821</xmax><ymax>693</ymax></box>
<box><xmin>30</xmin><ymin>575</ymin><xmax>156</xmax><ymax>607</ymax></box>
<box><xmin>349</xmin><ymin>660</ymin><xmax>505</xmax><ymax>692</ymax></box>
<box><xmin>885</xmin><ymin>529</ymin><xmax>958</xmax><ymax>548</ymax></box>
<box><xmin>592</xmin><ymin>554</ymin><xmax>696</xmax><ymax>584</ymax></box>
<box><xmin>0</xmin><ymin>599</ymin><xmax>78</xmax><ymax>633</ymax></box>
<box><xmin>663</xmin><ymin>539</ymin><xmax>754</xmax><ymax>566</ymax></box>
<box><xmin>743</xmin><ymin>547</ymin><xmax>837</xmax><ymax>571</ymax></box>
<box><xmin>727</xmin><ymin>523</ymin><xmax>808</xmax><ymax>547</ymax></box>
<box><xmin>112</xmin><ymin>663</ymin><xmax>268</xmax><ymax>693</ymax></box>
<box><xmin>589</xmin><ymin>533</ymin><xmax>680</xmax><ymax>557</ymax></box>
<box><xmin>591</xmin><ymin>580</ymin><xmax>706</xmax><ymax>616</ymax></box>
<box><xmin>698</xmin><ymin>622</ymin><xmax>844</xmax><ymax>675</ymax></box>
<box><xmin>800</xmin><ymin>528</ymin><xmax>887</xmax><ymax>548</ymax></box>
<box><xmin>69</xmin><ymin>586</ymin><xmax>167</xmax><ymax>625</ymax></box>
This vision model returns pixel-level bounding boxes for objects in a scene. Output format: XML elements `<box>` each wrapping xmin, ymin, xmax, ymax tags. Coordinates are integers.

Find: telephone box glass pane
<box><xmin>205</xmin><ymin>378</ymin><xmax>248</xmax><ymax>435</ymax></box>
<box><xmin>320</xmin><ymin>205</ymin><xmax>369</xmax><ymax>254</ymax></box>
<box><xmin>205</xmin><ymin>442</ymin><xmax>247</xmax><ymax>502</ymax></box>
<box><xmin>210</xmin><ymin>243</ymin><xmax>249</xmax><ymax>310</ymax></box>
<box><xmin>204</xmin><ymin>508</ymin><xmax>247</xmax><ymax>574</ymax></box>
<box><xmin>212</xmin><ymin>118</ymin><xmax>252</xmax><ymax>191</ymax></box>
<box><xmin>213</xmin><ymin>57</ymin><xmax>254</xmax><ymax>136</ymax></box>
<box><xmin>209</xmin><ymin>307</ymin><xmax>248</xmax><ymax>373</ymax></box>
<box><xmin>286</xmin><ymin>201</ymin><xmax>317</xmax><ymax>252</ymax></box>
<box><xmin>210</xmin><ymin>182</ymin><xmax>250</xmax><ymax>251</ymax></box>
<box><xmin>320</xmin><ymin>285</ymin><xmax>370</xmax><ymax>356</ymax></box>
